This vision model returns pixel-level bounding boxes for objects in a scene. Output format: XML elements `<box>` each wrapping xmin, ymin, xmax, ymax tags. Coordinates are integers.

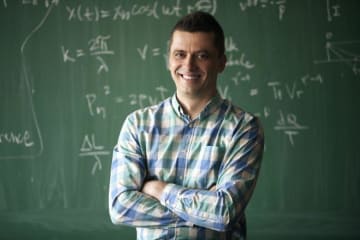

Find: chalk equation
<box><xmin>274</xmin><ymin>110</ymin><xmax>308</xmax><ymax>146</ymax></box>
<box><xmin>239</xmin><ymin>0</ymin><xmax>287</xmax><ymax>21</ymax></box>
<box><xmin>65</xmin><ymin>0</ymin><xmax>217</xmax><ymax>22</ymax></box>
<box><xmin>79</xmin><ymin>133</ymin><xmax>110</xmax><ymax>175</ymax></box>
<box><xmin>268</xmin><ymin>74</ymin><xmax>323</xmax><ymax>101</ymax></box>
<box><xmin>219</xmin><ymin>71</ymin><xmax>323</xmax><ymax>146</ymax></box>
<box><xmin>62</xmin><ymin>34</ymin><xmax>114</xmax><ymax>74</ymax></box>
<box><xmin>85</xmin><ymin>85</ymin><xmax>170</xmax><ymax>121</ymax></box>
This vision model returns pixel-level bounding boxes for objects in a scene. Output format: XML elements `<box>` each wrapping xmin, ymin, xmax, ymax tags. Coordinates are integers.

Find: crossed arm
<box><xmin>142</xmin><ymin>181</ymin><xmax>216</xmax><ymax>201</ymax></box>
<box><xmin>109</xmin><ymin>116</ymin><xmax>264</xmax><ymax>231</ymax></box>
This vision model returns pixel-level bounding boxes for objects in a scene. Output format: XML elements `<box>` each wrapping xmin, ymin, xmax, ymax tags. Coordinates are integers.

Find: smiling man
<box><xmin>168</xmin><ymin>29</ymin><xmax>226</xmax><ymax>119</ymax></box>
<box><xmin>109</xmin><ymin>11</ymin><xmax>264</xmax><ymax>240</ymax></box>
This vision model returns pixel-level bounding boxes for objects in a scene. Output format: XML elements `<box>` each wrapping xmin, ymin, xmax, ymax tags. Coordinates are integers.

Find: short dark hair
<box><xmin>169</xmin><ymin>11</ymin><xmax>225</xmax><ymax>56</ymax></box>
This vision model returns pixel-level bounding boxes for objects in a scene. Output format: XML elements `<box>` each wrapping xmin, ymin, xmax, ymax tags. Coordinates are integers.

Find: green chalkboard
<box><xmin>1</xmin><ymin>0</ymin><xmax>360</xmax><ymax>239</ymax></box>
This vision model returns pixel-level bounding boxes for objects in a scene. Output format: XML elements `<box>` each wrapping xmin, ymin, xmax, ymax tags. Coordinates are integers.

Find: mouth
<box><xmin>177</xmin><ymin>72</ymin><xmax>201</xmax><ymax>81</ymax></box>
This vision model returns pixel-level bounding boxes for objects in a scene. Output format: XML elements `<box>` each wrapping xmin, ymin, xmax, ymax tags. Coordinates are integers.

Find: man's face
<box><xmin>168</xmin><ymin>30</ymin><xmax>226</xmax><ymax>100</ymax></box>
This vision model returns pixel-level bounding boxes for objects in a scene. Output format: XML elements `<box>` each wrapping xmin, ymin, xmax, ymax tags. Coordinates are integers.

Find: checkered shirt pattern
<box><xmin>109</xmin><ymin>94</ymin><xmax>264</xmax><ymax>240</ymax></box>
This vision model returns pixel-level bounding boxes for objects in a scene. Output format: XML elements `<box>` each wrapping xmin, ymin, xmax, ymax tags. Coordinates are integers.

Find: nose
<box><xmin>184</xmin><ymin>55</ymin><xmax>197</xmax><ymax>70</ymax></box>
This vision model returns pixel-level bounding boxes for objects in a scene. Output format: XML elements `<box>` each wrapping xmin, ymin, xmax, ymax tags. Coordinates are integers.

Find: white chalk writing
<box><xmin>314</xmin><ymin>33</ymin><xmax>360</xmax><ymax>76</ymax></box>
<box><xmin>239</xmin><ymin>0</ymin><xmax>287</xmax><ymax>21</ymax></box>
<box><xmin>65</xmin><ymin>0</ymin><xmax>217</xmax><ymax>22</ymax></box>
<box><xmin>79</xmin><ymin>134</ymin><xmax>110</xmax><ymax>175</ymax></box>
<box><xmin>62</xmin><ymin>35</ymin><xmax>114</xmax><ymax>74</ymax></box>
<box><xmin>0</xmin><ymin>131</ymin><xmax>34</xmax><ymax>147</ymax></box>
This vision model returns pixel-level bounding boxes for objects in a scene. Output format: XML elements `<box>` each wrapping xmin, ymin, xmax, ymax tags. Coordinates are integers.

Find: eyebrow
<box><xmin>171</xmin><ymin>49</ymin><xmax>211</xmax><ymax>54</ymax></box>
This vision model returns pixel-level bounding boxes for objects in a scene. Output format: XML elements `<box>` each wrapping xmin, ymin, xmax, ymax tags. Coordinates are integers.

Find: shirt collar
<box><xmin>171</xmin><ymin>93</ymin><xmax>223</xmax><ymax>122</ymax></box>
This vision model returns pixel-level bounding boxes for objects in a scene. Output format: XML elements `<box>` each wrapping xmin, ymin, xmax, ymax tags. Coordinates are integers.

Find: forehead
<box><xmin>170</xmin><ymin>30</ymin><xmax>217</xmax><ymax>51</ymax></box>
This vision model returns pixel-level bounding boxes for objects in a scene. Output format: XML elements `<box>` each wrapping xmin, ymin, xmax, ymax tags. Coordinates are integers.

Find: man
<box><xmin>109</xmin><ymin>11</ymin><xmax>264</xmax><ymax>240</ymax></box>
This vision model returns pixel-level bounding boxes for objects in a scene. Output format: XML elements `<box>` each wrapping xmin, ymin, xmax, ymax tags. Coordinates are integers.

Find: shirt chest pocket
<box><xmin>186</xmin><ymin>146</ymin><xmax>224</xmax><ymax>189</ymax></box>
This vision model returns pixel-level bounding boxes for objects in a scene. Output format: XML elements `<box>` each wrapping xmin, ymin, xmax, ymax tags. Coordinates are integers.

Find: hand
<box><xmin>142</xmin><ymin>180</ymin><xmax>167</xmax><ymax>200</ymax></box>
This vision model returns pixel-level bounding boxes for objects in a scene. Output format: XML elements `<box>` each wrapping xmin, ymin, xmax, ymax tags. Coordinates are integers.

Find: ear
<box><xmin>217</xmin><ymin>54</ymin><xmax>227</xmax><ymax>73</ymax></box>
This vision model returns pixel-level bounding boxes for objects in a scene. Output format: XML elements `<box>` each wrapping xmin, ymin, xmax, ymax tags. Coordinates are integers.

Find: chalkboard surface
<box><xmin>1</xmin><ymin>0</ymin><xmax>359</xmax><ymax>239</ymax></box>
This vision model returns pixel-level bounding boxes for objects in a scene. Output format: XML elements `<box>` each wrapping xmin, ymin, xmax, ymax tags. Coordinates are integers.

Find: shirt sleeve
<box><xmin>159</xmin><ymin>116</ymin><xmax>264</xmax><ymax>232</ymax></box>
<box><xmin>108</xmin><ymin>114</ymin><xmax>192</xmax><ymax>228</ymax></box>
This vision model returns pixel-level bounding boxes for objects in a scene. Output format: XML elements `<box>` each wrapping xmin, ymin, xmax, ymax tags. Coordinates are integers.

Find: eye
<box><xmin>197</xmin><ymin>52</ymin><xmax>209</xmax><ymax>60</ymax></box>
<box><xmin>174</xmin><ymin>51</ymin><xmax>186</xmax><ymax>59</ymax></box>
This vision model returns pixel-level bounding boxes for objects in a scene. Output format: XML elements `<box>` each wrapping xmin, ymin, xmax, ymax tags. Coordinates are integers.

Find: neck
<box><xmin>176</xmin><ymin>92</ymin><xmax>217</xmax><ymax>119</ymax></box>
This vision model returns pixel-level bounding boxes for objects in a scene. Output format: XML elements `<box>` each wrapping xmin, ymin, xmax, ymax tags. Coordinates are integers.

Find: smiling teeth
<box><xmin>181</xmin><ymin>74</ymin><xmax>200</xmax><ymax>80</ymax></box>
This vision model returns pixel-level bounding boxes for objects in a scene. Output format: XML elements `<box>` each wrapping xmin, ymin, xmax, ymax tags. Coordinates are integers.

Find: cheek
<box><xmin>169</xmin><ymin>63</ymin><xmax>184</xmax><ymax>79</ymax></box>
<box><xmin>168</xmin><ymin>59</ymin><xmax>178</xmax><ymax>71</ymax></box>
<box><xmin>168</xmin><ymin>65</ymin><xmax>177</xmax><ymax>78</ymax></box>
<box><xmin>168</xmin><ymin>62</ymin><xmax>179</xmax><ymax>80</ymax></box>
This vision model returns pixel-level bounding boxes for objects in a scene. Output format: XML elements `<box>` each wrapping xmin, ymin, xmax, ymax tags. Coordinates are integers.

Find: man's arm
<box><xmin>142</xmin><ymin>117</ymin><xmax>264</xmax><ymax>232</ymax></box>
<box><xmin>108</xmin><ymin>115</ymin><xmax>191</xmax><ymax>228</ymax></box>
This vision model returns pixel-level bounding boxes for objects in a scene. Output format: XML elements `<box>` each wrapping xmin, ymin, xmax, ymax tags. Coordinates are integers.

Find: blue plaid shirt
<box><xmin>109</xmin><ymin>93</ymin><xmax>264</xmax><ymax>239</ymax></box>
